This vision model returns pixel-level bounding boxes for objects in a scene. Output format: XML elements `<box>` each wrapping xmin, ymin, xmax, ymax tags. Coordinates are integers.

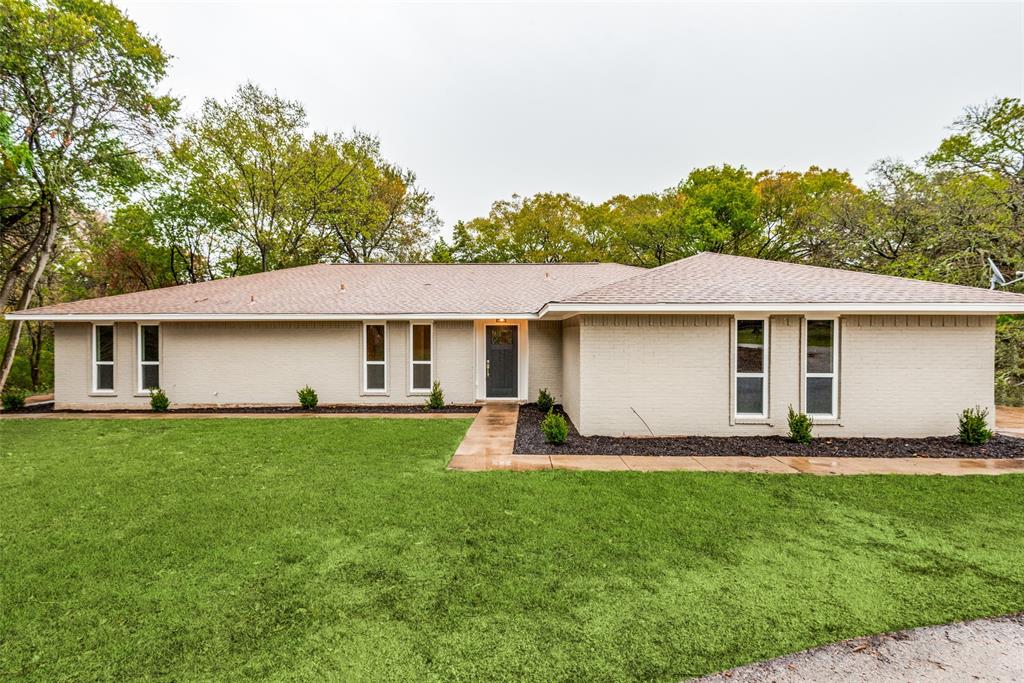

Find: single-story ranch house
<box><xmin>9</xmin><ymin>252</ymin><xmax>1024</xmax><ymax>437</ymax></box>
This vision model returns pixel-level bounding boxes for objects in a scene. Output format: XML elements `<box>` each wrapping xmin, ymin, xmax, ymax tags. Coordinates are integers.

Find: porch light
<box><xmin>496</xmin><ymin>318</ymin><xmax>506</xmax><ymax>323</ymax></box>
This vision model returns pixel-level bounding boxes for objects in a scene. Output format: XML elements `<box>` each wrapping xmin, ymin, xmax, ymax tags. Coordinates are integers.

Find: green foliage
<box><xmin>149</xmin><ymin>388</ymin><xmax>169</xmax><ymax>412</ymax></box>
<box><xmin>424</xmin><ymin>381</ymin><xmax>445</xmax><ymax>410</ymax></box>
<box><xmin>958</xmin><ymin>406</ymin><xmax>993</xmax><ymax>445</ymax></box>
<box><xmin>787</xmin><ymin>406</ymin><xmax>813</xmax><ymax>444</ymax></box>
<box><xmin>1</xmin><ymin>385</ymin><xmax>28</xmax><ymax>410</ymax></box>
<box><xmin>297</xmin><ymin>385</ymin><xmax>318</xmax><ymax>409</ymax></box>
<box><xmin>540</xmin><ymin>409</ymin><xmax>569</xmax><ymax>445</ymax></box>
<box><xmin>996</xmin><ymin>319</ymin><xmax>1024</xmax><ymax>407</ymax></box>
<box><xmin>536</xmin><ymin>388</ymin><xmax>555</xmax><ymax>413</ymax></box>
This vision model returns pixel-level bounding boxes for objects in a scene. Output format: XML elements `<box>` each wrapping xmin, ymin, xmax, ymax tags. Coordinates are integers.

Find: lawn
<box><xmin>2</xmin><ymin>419</ymin><xmax>1023</xmax><ymax>682</ymax></box>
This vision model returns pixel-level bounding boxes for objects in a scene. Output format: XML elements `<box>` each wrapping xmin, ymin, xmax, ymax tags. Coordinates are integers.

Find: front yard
<box><xmin>2</xmin><ymin>418</ymin><xmax>1024</xmax><ymax>681</ymax></box>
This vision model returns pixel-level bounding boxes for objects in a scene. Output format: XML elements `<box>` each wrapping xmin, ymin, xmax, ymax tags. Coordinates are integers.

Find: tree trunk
<box><xmin>28</xmin><ymin>321</ymin><xmax>44</xmax><ymax>388</ymax></box>
<box><xmin>0</xmin><ymin>198</ymin><xmax>58</xmax><ymax>392</ymax></box>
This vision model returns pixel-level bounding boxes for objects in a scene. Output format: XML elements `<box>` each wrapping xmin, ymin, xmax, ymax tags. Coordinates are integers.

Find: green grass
<box><xmin>2</xmin><ymin>418</ymin><xmax>1024</xmax><ymax>681</ymax></box>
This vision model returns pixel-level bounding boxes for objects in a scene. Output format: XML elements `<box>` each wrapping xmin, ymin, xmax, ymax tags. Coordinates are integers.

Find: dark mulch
<box><xmin>1</xmin><ymin>401</ymin><xmax>55</xmax><ymax>414</ymax></box>
<box><xmin>4</xmin><ymin>403</ymin><xmax>478</xmax><ymax>415</ymax></box>
<box><xmin>514</xmin><ymin>404</ymin><xmax>1024</xmax><ymax>459</ymax></box>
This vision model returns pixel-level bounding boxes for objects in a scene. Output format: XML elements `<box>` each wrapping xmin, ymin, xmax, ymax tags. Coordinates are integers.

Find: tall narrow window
<box><xmin>410</xmin><ymin>323</ymin><xmax>432</xmax><ymax>393</ymax></box>
<box><xmin>805</xmin><ymin>319</ymin><xmax>837</xmax><ymax>417</ymax></box>
<box><xmin>735</xmin><ymin>319</ymin><xmax>768</xmax><ymax>417</ymax></box>
<box><xmin>364</xmin><ymin>323</ymin><xmax>387</xmax><ymax>393</ymax></box>
<box><xmin>93</xmin><ymin>324</ymin><xmax>115</xmax><ymax>392</ymax></box>
<box><xmin>138</xmin><ymin>324</ymin><xmax>160</xmax><ymax>392</ymax></box>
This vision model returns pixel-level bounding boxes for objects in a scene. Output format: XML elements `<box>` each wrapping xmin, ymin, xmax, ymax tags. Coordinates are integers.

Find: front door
<box><xmin>485</xmin><ymin>325</ymin><xmax>518</xmax><ymax>398</ymax></box>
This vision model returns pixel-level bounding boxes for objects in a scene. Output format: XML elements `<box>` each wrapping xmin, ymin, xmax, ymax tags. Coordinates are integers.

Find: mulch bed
<box><xmin>3</xmin><ymin>403</ymin><xmax>479</xmax><ymax>415</ymax></box>
<box><xmin>514</xmin><ymin>404</ymin><xmax>1024</xmax><ymax>459</ymax></box>
<box><xmin>1</xmin><ymin>401</ymin><xmax>55</xmax><ymax>414</ymax></box>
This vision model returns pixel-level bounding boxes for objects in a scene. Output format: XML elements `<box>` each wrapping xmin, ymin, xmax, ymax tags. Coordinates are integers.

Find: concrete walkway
<box><xmin>447</xmin><ymin>404</ymin><xmax>1024</xmax><ymax>475</ymax></box>
<box><xmin>996</xmin><ymin>405</ymin><xmax>1024</xmax><ymax>438</ymax></box>
<box><xmin>695</xmin><ymin>613</ymin><xmax>1024</xmax><ymax>682</ymax></box>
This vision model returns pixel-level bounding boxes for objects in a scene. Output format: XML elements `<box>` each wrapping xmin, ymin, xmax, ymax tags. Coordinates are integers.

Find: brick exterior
<box><xmin>55</xmin><ymin>320</ymin><xmax>478</xmax><ymax>408</ymax></box>
<box><xmin>570</xmin><ymin>314</ymin><xmax>996</xmax><ymax>438</ymax></box>
<box><xmin>527</xmin><ymin>320</ymin><xmax>563</xmax><ymax>403</ymax></box>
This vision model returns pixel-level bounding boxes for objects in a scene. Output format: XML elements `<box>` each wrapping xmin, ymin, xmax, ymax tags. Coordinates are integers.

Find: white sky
<box><xmin>117</xmin><ymin>1</ymin><xmax>1024</xmax><ymax>233</ymax></box>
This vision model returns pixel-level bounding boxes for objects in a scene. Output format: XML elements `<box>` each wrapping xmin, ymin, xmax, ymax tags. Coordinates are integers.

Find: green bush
<box><xmin>540</xmin><ymin>409</ymin><xmax>568</xmax><ymax>445</ymax></box>
<box><xmin>995</xmin><ymin>316</ymin><xmax>1024</xmax><ymax>406</ymax></box>
<box><xmin>149</xmin><ymin>388</ymin><xmax>170</xmax><ymax>412</ymax></box>
<box><xmin>424</xmin><ymin>381</ymin><xmax>445</xmax><ymax>410</ymax></box>
<box><xmin>1</xmin><ymin>387</ymin><xmax>29</xmax><ymax>411</ymax></box>
<box><xmin>958</xmin><ymin>406</ymin><xmax>993</xmax><ymax>445</ymax></box>
<box><xmin>787</xmin><ymin>406</ymin><xmax>813</xmax><ymax>444</ymax></box>
<box><xmin>536</xmin><ymin>388</ymin><xmax>555</xmax><ymax>413</ymax></box>
<box><xmin>297</xmin><ymin>385</ymin><xmax>318</xmax><ymax>410</ymax></box>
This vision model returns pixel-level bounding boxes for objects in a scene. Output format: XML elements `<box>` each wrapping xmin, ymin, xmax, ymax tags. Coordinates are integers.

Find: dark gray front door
<box><xmin>486</xmin><ymin>325</ymin><xmax>518</xmax><ymax>398</ymax></box>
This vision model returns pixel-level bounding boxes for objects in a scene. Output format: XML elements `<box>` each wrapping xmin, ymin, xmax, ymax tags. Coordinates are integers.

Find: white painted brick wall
<box><xmin>528</xmin><ymin>320</ymin><xmax>563</xmax><ymax>403</ymax></box>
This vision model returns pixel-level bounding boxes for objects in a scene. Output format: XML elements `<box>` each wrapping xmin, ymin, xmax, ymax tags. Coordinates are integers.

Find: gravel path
<box><xmin>693</xmin><ymin>614</ymin><xmax>1024</xmax><ymax>682</ymax></box>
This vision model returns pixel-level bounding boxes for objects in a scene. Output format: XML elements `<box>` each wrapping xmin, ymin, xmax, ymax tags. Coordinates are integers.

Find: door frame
<box><xmin>474</xmin><ymin>319</ymin><xmax>529</xmax><ymax>401</ymax></box>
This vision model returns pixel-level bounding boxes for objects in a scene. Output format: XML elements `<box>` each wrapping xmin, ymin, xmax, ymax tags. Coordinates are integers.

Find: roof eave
<box><xmin>537</xmin><ymin>302</ymin><xmax>1024</xmax><ymax>317</ymax></box>
<box><xmin>4</xmin><ymin>311</ymin><xmax>543</xmax><ymax>322</ymax></box>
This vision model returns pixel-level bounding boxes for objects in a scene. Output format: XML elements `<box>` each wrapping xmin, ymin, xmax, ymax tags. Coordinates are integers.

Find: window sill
<box><xmin>360</xmin><ymin>391</ymin><xmax>389</xmax><ymax>397</ymax></box>
<box><xmin>89</xmin><ymin>392</ymin><xmax>117</xmax><ymax>397</ymax></box>
<box><xmin>810</xmin><ymin>418</ymin><xmax>843</xmax><ymax>426</ymax></box>
<box><xmin>734</xmin><ymin>417</ymin><xmax>773</xmax><ymax>426</ymax></box>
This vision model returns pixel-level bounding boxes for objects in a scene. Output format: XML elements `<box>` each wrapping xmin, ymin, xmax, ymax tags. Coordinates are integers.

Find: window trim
<box><xmin>137</xmin><ymin>323</ymin><xmax>161</xmax><ymax>394</ymax></box>
<box><xmin>91</xmin><ymin>323</ymin><xmax>116</xmax><ymax>394</ymax></box>
<box><xmin>734</xmin><ymin>317</ymin><xmax>769</xmax><ymax>420</ymax></box>
<box><xmin>362</xmin><ymin>321</ymin><xmax>388</xmax><ymax>394</ymax></box>
<box><xmin>409</xmin><ymin>321</ymin><xmax>433</xmax><ymax>395</ymax></box>
<box><xmin>803</xmin><ymin>317</ymin><xmax>839</xmax><ymax>419</ymax></box>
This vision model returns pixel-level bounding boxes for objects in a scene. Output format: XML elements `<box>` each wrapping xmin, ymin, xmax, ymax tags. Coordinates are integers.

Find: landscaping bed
<box><xmin>2</xmin><ymin>403</ymin><xmax>479</xmax><ymax>415</ymax></box>
<box><xmin>514</xmin><ymin>403</ymin><xmax>1024</xmax><ymax>458</ymax></box>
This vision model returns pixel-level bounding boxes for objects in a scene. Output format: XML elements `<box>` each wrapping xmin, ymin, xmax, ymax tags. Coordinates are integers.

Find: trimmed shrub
<box><xmin>787</xmin><ymin>406</ymin><xmax>813</xmax><ymax>444</ymax></box>
<box><xmin>540</xmin><ymin>409</ymin><xmax>568</xmax><ymax>445</ymax></box>
<box><xmin>958</xmin><ymin>406</ymin><xmax>993</xmax><ymax>445</ymax></box>
<box><xmin>297</xmin><ymin>385</ymin><xmax>318</xmax><ymax>410</ymax></box>
<box><xmin>1</xmin><ymin>387</ymin><xmax>29</xmax><ymax>411</ymax></box>
<box><xmin>149</xmin><ymin>388</ymin><xmax>170</xmax><ymax>412</ymax></box>
<box><xmin>425</xmin><ymin>381</ymin><xmax>445</xmax><ymax>410</ymax></box>
<box><xmin>536</xmin><ymin>388</ymin><xmax>555</xmax><ymax>413</ymax></box>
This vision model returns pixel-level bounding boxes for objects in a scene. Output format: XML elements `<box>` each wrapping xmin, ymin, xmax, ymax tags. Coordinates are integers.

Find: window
<box><xmin>805</xmin><ymin>318</ymin><xmax>837</xmax><ymax>417</ymax></box>
<box><xmin>138</xmin><ymin>324</ymin><xmax>160</xmax><ymax>392</ymax></box>
<box><xmin>735</xmin><ymin>318</ymin><xmax>768</xmax><ymax>418</ymax></box>
<box><xmin>364</xmin><ymin>323</ymin><xmax>387</xmax><ymax>393</ymax></box>
<box><xmin>410</xmin><ymin>322</ymin><xmax>432</xmax><ymax>393</ymax></box>
<box><xmin>93</xmin><ymin>324</ymin><xmax>115</xmax><ymax>392</ymax></box>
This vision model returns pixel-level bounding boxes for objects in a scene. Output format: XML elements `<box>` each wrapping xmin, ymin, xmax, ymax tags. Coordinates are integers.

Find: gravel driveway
<box><xmin>693</xmin><ymin>614</ymin><xmax>1024</xmax><ymax>682</ymax></box>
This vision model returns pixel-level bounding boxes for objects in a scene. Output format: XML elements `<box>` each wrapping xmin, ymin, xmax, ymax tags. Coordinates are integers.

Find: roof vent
<box><xmin>340</xmin><ymin>282</ymin><xmax>346</xmax><ymax>291</ymax></box>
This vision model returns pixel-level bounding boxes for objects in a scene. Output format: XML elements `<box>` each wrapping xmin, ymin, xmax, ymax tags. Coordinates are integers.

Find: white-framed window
<box><xmin>804</xmin><ymin>318</ymin><xmax>838</xmax><ymax>418</ymax></box>
<box><xmin>363</xmin><ymin>322</ymin><xmax>388</xmax><ymax>393</ymax></box>
<box><xmin>138</xmin><ymin>324</ymin><xmax>160</xmax><ymax>392</ymax></box>
<box><xmin>735</xmin><ymin>318</ymin><xmax>768</xmax><ymax>418</ymax></box>
<box><xmin>409</xmin><ymin>322</ymin><xmax>433</xmax><ymax>393</ymax></box>
<box><xmin>92</xmin><ymin>323</ymin><xmax>115</xmax><ymax>393</ymax></box>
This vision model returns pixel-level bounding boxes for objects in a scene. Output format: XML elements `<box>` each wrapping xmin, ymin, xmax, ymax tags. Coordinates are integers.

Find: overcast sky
<box><xmin>117</xmin><ymin>1</ymin><xmax>1024</xmax><ymax>232</ymax></box>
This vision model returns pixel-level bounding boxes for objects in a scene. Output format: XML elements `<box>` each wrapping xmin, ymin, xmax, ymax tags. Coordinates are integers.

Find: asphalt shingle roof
<box><xmin>15</xmin><ymin>263</ymin><xmax>642</xmax><ymax>317</ymax></box>
<box><xmin>562</xmin><ymin>253</ymin><xmax>1024</xmax><ymax>306</ymax></box>
<box><xmin>11</xmin><ymin>253</ymin><xmax>1024</xmax><ymax>319</ymax></box>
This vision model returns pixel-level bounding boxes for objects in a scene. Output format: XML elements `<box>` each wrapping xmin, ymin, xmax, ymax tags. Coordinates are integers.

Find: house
<box><xmin>9</xmin><ymin>253</ymin><xmax>1024</xmax><ymax>437</ymax></box>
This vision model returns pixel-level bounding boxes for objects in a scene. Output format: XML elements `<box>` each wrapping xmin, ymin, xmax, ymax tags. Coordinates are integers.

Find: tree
<box><xmin>450</xmin><ymin>193</ymin><xmax>594</xmax><ymax>262</ymax></box>
<box><xmin>0</xmin><ymin>0</ymin><xmax>175</xmax><ymax>390</ymax></box>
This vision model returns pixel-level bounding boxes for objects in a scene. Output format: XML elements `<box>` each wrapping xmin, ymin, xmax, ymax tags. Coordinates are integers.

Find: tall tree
<box><xmin>0</xmin><ymin>0</ymin><xmax>174</xmax><ymax>390</ymax></box>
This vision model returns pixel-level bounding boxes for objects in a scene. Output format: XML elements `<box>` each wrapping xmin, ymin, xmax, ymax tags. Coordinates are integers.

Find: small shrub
<box><xmin>536</xmin><ymin>388</ymin><xmax>555</xmax><ymax>413</ymax></box>
<box><xmin>424</xmin><ymin>381</ymin><xmax>445</xmax><ymax>410</ymax></box>
<box><xmin>297</xmin><ymin>385</ymin><xmax>318</xmax><ymax>410</ymax></box>
<box><xmin>958</xmin><ymin>406</ymin><xmax>993</xmax><ymax>445</ymax></box>
<box><xmin>1</xmin><ymin>387</ymin><xmax>29</xmax><ymax>411</ymax></box>
<box><xmin>540</xmin><ymin>409</ymin><xmax>568</xmax><ymax>445</ymax></box>
<box><xmin>787</xmin><ymin>406</ymin><xmax>813</xmax><ymax>444</ymax></box>
<box><xmin>149</xmin><ymin>388</ymin><xmax>170</xmax><ymax>412</ymax></box>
